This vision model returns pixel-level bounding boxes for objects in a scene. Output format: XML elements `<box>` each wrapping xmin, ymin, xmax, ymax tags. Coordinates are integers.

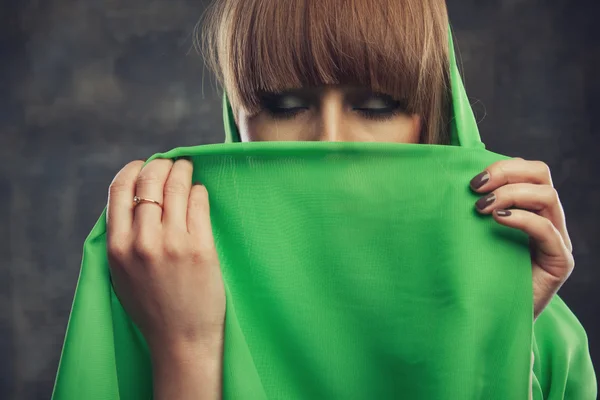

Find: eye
<box><xmin>260</xmin><ymin>93</ymin><xmax>309</xmax><ymax>120</ymax></box>
<box><xmin>353</xmin><ymin>94</ymin><xmax>406</xmax><ymax>121</ymax></box>
<box><xmin>358</xmin><ymin>97</ymin><xmax>389</xmax><ymax>109</ymax></box>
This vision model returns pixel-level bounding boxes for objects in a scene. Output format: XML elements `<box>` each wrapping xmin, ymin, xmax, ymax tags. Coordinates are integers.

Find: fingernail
<box><xmin>476</xmin><ymin>193</ymin><xmax>496</xmax><ymax>210</ymax></box>
<box><xmin>193</xmin><ymin>180</ymin><xmax>203</xmax><ymax>186</ymax></box>
<box><xmin>470</xmin><ymin>171</ymin><xmax>490</xmax><ymax>189</ymax></box>
<box><xmin>496</xmin><ymin>210</ymin><xmax>511</xmax><ymax>217</ymax></box>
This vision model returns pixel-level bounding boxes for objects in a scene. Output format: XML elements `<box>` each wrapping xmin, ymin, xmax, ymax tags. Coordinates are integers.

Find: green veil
<box><xmin>52</xmin><ymin>28</ymin><xmax>596</xmax><ymax>399</ymax></box>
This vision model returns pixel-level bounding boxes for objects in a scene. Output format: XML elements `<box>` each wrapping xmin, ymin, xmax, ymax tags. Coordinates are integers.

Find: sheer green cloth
<box><xmin>52</xmin><ymin>30</ymin><xmax>596</xmax><ymax>399</ymax></box>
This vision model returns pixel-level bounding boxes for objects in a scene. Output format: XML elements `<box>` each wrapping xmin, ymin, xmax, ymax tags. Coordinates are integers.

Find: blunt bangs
<box><xmin>200</xmin><ymin>0</ymin><xmax>451</xmax><ymax>144</ymax></box>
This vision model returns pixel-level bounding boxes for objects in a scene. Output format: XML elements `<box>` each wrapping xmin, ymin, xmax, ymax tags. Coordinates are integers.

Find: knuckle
<box><xmin>163</xmin><ymin>236</ymin><xmax>185</xmax><ymax>259</ymax></box>
<box><xmin>109</xmin><ymin>176</ymin><xmax>130</xmax><ymax>196</ymax></box>
<box><xmin>493</xmin><ymin>185</ymin><xmax>508</xmax><ymax>198</ymax></box>
<box><xmin>109</xmin><ymin>161</ymin><xmax>144</xmax><ymax>193</ymax></box>
<box><xmin>189</xmin><ymin>247</ymin><xmax>204</xmax><ymax>263</ymax></box>
<box><xmin>190</xmin><ymin>245</ymin><xmax>216</xmax><ymax>265</ymax></box>
<box><xmin>547</xmin><ymin>186</ymin><xmax>560</xmax><ymax>203</ymax></box>
<box><xmin>542</xmin><ymin>218</ymin><xmax>558</xmax><ymax>236</ymax></box>
<box><xmin>107</xmin><ymin>238</ymin><xmax>129</xmax><ymax>262</ymax></box>
<box><xmin>188</xmin><ymin>199</ymin><xmax>208</xmax><ymax>216</ymax></box>
<box><xmin>136</xmin><ymin>172</ymin><xmax>162</xmax><ymax>186</ymax></box>
<box><xmin>535</xmin><ymin>160</ymin><xmax>549</xmax><ymax>170</ymax></box>
<box><xmin>133</xmin><ymin>236</ymin><xmax>159</xmax><ymax>261</ymax></box>
<box><xmin>493</xmin><ymin>161</ymin><xmax>509</xmax><ymax>179</ymax></box>
<box><xmin>565</xmin><ymin>253</ymin><xmax>575</xmax><ymax>272</ymax></box>
<box><xmin>536</xmin><ymin>161</ymin><xmax>552</xmax><ymax>181</ymax></box>
<box><xmin>497</xmin><ymin>159</ymin><xmax>512</xmax><ymax>167</ymax></box>
<box><xmin>164</xmin><ymin>180</ymin><xmax>189</xmax><ymax>196</ymax></box>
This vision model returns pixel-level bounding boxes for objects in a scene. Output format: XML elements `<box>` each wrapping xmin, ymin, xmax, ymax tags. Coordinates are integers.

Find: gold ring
<box><xmin>133</xmin><ymin>196</ymin><xmax>163</xmax><ymax>209</ymax></box>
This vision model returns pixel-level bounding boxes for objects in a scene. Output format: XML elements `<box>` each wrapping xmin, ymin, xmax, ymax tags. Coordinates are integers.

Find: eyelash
<box><xmin>265</xmin><ymin>106</ymin><xmax>404</xmax><ymax>121</ymax></box>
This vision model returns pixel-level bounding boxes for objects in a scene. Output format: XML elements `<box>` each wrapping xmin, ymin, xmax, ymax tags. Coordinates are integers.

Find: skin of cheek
<box><xmin>237</xmin><ymin>110</ymin><xmax>422</xmax><ymax>144</ymax></box>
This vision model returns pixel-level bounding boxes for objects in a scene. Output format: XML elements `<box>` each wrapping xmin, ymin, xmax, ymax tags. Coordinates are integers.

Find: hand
<box><xmin>106</xmin><ymin>158</ymin><xmax>226</xmax><ymax>353</ymax></box>
<box><xmin>470</xmin><ymin>157</ymin><xmax>574</xmax><ymax>320</ymax></box>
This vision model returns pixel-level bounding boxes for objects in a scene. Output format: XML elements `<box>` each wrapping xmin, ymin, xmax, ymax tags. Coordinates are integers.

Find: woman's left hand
<box><xmin>470</xmin><ymin>157</ymin><xmax>574</xmax><ymax>320</ymax></box>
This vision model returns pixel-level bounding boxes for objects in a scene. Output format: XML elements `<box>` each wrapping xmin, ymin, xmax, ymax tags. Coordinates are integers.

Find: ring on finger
<box><xmin>133</xmin><ymin>195</ymin><xmax>163</xmax><ymax>209</ymax></box>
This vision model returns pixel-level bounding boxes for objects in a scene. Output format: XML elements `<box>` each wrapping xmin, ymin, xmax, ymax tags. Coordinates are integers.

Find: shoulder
<box><xmin>535</xmin><ymin>295</ymin><xmax>589</xmax><ymax>349</ymax></box>
<box><xmin>532</xmin><ymin>295</ymin><xmax>597</xmax><ymax>399</ymax></box>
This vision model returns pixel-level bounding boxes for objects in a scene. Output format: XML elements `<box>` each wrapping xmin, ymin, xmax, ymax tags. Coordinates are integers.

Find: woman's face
<box><xmin>237</xmin><ymin>85</ymin><xmax>422</xmax><ymax>143</ymax></box>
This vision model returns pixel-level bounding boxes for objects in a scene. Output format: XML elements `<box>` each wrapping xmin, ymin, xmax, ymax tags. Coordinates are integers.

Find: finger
<box><xmin>470</xmin><ymin>158</ymin><xmax>554</xmax><ymax>193</ymax></box>
<box><xmin>493</xmin><ymin>208</ymin><xmax>575</xmax><ymax>320</ymax></box>
<box><xmin>187</xmin><ymin>183</ymin><xmax>217</xmax><ymax>250</ymax></box>
<box><xmin>474</xmin><ymin>183</ymin><xmax>572</xmax><ymax>252</ymax></box>
<box><xmin>133</xmin><ymin>159</ymin><xmax>173</xmax><ymax>229</ymax></box>
<box><xmin>492</xmin><ymin>208</ymin><xmax>572</xmax><ymax>280</ymax></box>
<box><xmin>163</xmin><ymin>158</ymin><xmax>194</xmax><ymax>230</ymax></box>
<box><xmin>107</xmin><ymin>160</ymin><xmax>145</xmax><ymax>244</ymax></box>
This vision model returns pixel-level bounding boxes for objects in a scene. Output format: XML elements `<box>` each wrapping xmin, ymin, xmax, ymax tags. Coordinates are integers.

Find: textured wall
<box><xmin>1</xmin><ymin>0</ymin><xmax>598</xmax><ymax>399</ymax></box>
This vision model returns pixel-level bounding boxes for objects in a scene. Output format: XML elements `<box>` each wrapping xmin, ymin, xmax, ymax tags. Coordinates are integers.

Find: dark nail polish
<box><xmin>496</xmin><ymin>210</ymin><xmax>511</xmax><ymax>217</ymax></box>
<box><xmin>470</xmin><ymin>171</ymin><xmax>490</xmax><ymax>189</ymax></box>
<box><xmin>476</xmin><ymin>193</ymin><xmax>496</xmax><ymax>210</ymax></box>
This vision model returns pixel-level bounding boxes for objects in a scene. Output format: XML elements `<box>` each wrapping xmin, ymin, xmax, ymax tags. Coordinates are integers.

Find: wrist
<box><xmin>150</xmin><ymin>337</ymin><xmax>224</xmax><ymax>400</ymax></box>
<box><xmin>150</xmin><ymin>335</ymin><xmax>224</xmax><ymax>366</ymax></box>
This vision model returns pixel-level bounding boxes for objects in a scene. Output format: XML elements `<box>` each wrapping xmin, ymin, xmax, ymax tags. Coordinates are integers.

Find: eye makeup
<box><xmin>352</xmin><ymin>93</ymin><xmax>408</xmax><ymax>121</ymax></box>
<box><xmin>258</xmin><ymin>89</ymin><xmax>408</xmax><ymax>121</ymax></box>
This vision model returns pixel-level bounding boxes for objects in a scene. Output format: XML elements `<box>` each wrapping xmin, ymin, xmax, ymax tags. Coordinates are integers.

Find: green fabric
<box><xmin>52</xmin><ymin>29</ymin><xmax>596</xmax><ymax>399</ymax></box>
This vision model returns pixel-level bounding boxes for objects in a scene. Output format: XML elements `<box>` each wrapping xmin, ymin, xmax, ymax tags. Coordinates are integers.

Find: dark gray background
<box><xmin>1</xmin><ymin>1</ymin><xmax>598</xmax><ymax>399</ymax></box>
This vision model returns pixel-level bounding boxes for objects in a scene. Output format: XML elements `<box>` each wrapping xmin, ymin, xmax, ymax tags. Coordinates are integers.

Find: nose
<box><xmin>315</xmin><ymin>90</ymin><xmax>347</xmax><ymax>142</ymax></box>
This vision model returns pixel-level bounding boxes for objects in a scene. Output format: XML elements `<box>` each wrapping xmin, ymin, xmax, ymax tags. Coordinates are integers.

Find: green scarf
<box><xmin>52</xmin><ymin>30</ymin><xmax>596</xmax><ymax>399</ymax></box>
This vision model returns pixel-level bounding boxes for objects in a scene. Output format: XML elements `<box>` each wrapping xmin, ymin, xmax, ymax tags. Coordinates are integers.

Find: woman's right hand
<box><xmin>106</xmin><ymin>158</ymin><xmax>225</xmax><ymax>399</ymax></box>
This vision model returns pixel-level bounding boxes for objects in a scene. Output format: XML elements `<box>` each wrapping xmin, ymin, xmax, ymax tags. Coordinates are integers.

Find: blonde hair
<box><xmin>198</xmin><ymin>0</ymin><xmax>451</xmax><ymax>144</ymax></box>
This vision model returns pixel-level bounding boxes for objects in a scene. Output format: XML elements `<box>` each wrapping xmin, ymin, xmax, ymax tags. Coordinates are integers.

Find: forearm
<box><xmin>151</xmin><ymin>339</ymin><xmax>223</xmax><ymax>400</ymax></box>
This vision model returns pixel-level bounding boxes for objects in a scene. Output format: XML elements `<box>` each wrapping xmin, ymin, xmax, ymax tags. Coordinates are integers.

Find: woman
<box><xmin>105</xmin><ymin>0</ymin><xmax>585</xmax><ymax>398</ymax></box>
